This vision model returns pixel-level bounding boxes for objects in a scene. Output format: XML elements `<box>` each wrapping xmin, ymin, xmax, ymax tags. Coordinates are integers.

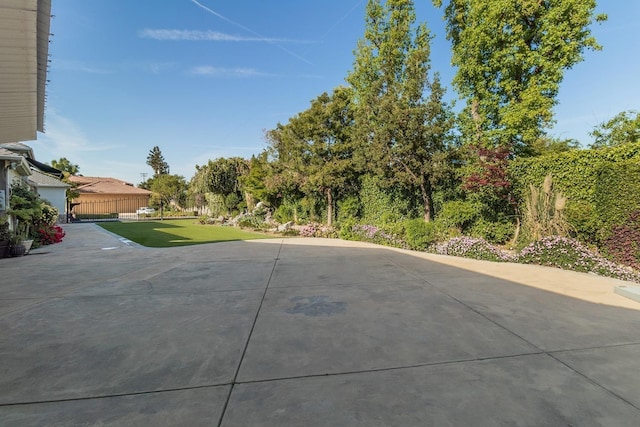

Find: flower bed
<box><xmin>517</xmin><ymin>236</ymin><xmax>640</xmax><ymax>283</ymax></box>
<box><xmin>431</xmin><ymin>236</ymin><xmax>515</xmax><ymax>262</ymax></box>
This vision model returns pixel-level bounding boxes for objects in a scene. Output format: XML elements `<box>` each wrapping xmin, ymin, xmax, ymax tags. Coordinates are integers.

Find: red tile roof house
<box><xmin>67</xmin><ymin>176</ymin><xmax>152</xmax><ymax>219</ymax></box>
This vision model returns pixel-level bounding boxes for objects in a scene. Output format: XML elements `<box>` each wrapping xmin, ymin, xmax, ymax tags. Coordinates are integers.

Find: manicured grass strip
<box><xmin>97</xmin><ymin>219</ymin><xmax>275</xmax><ymax>248</ymax></box>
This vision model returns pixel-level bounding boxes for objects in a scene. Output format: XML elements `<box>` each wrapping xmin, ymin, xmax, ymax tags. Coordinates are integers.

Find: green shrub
<box><xmin>510</xmin><ymin>142</ymin><xmax>640</xmax><ymax>243</ymax></box>
<box><xmin>224</xmin><ymin>193</ymin><xmax>241</xmax><ymax>213</ymax></box>
<box><xmin>564</xmin><ymin>201</ymin><xmax>599</xmax><ymax>242</ymax></box>
<box><xmin>205</xmin><ymin>193</ymin><xmax>225</xmax><ymax>217</ymax></box>
<box><xmin>469</xmin><ymin>218</ymin><xmax>514</xmax><ymax>245</ymax></box>
<box><xmin>274</xmin><ymin>203</ymin><xmax>295</xmax><ymax>224</ymax></box>
<box><xmin>359</xmin><ymin>175</ymin><xmax>414</xmax><ymax>226</ymax></box>
<box><xmin>338</xmin><ymin>217</ymin><xmax>358</xmax><ymax>240</ymax></box>
<box><xmin>237</xmin><ymin>215</ymin><xmax>264</xmax><ymax>229</ymax></box>
<box><xmin>337</xmin><ymin>196</ymin><xmax>361</xmax><ymax>223</ymax></box>
<box><xmin>436</xmin><ymin>200</ymin><xmax>480</xmax><ymax>230</ymax></box>
<box><xmin>75</xmin><ymin>213</ymin><xmax>118</xmax><ymax>220</ymax></box>
<box><xmin>595</xmin><ymin>160</ymin><xmax>640</xmax><ymax>239</ymax></box>
<box><xmin>403</xmin><ymin>219</ymin><xmax>438</xmax><ymax>251</ymax></box>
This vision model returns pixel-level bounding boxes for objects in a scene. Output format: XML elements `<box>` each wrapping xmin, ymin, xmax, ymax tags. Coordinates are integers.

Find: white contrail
<box><xmin>190</xmin><ymin>0</ymin><xmax>314</xmax><ymax>66</ymax></box>
<box><xmin>321</xmin><ymin>0</ymin><xmax>366</xmax><ymax>39</ymax></box>
<box><xmin>140</xmin><ymin>28</ymin><xmax>310</xmax><ymax>43</ymax></box>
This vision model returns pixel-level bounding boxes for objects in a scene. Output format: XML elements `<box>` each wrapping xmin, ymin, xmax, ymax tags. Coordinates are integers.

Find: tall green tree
<box><xmin>146</xmin><ymin>146</ymin><xmax>170</xmax><ymax>176</ymax></box>
<box><xmin>348</xmin><ymin>0</ymin><xmax>453</xmax><ymax>221</ymax></box>
<box><xmin>149</xmin><ymin>174</ymin><xmax>187</xmax><ymax>216</ymax></box>
<box><xmin>433</xmin><ymin>0</ymin><xmax>606</xmax><ymax>154</ymax></box>
<box><xmin>189</xmin><ymin>157</ymin><xmax>249</xmax><ymax>214</ymax></box>
<box><xmin>50</xmin><ymin>157</ymin><xmax>79</xmax><ymax>175</ymax></box>
<box><xmin>240</xmin><ymin>152</ymin><xmax>273</xmax><ymax>208</ymax></box>
<box><xmin>50</xmin><ymin>157</ymin><xmax>80</xmax><ymax>205</ymax></box>
<box><xmin>266</xmin><ymin>86</ymin><xmax>358</xmax><ymax>225</ymax></box>
<box><xmin>190</xmin><ymin>157</ymin><xmax>249</xmax><ymax>196</ymax></box>
<box><xmin>590</xmin><ymin>110</ymin><xmax>640</xmax><ymax>149</ymax></box>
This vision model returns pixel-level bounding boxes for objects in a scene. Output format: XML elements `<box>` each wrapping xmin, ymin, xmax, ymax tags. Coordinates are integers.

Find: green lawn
<box><xmin>97</xmin><ymin>219</ymin><xmax>276</xmax><ymax>248</ymax></box>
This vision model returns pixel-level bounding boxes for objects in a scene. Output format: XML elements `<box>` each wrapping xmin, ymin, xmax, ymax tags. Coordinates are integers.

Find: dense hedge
<box><xmin>595</xmin><ymin>159</ymin><xmax>640</xmax><ymax>233</ymax></box>
<box><xmin>510</xmin><ymin>142</ymin><xmax>640</xmax><ymax>241</ymax></box>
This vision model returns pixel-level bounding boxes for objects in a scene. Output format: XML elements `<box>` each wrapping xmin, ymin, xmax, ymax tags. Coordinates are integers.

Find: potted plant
<box><xmin>7</xmin><ymin>183</ymin><xmax>41</xmax><ymax>253</ymax></box>
<box><xmin>0</xmin><ymin>215</ymin><xmax>10</xmax><ymax>258</ymax></box>
<box><xmin>7</xmin><ymin>230</ymin><xmax>26</xmax><ymax>257</ymax></box>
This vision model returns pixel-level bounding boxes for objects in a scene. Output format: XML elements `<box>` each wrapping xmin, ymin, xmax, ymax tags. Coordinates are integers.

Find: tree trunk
<box><xmin>419</xmin><ymin>177</ymin><xmax>433</xmax><ymax>222</ymax></box>
<box><xmin>326</xmin><ymin>188</ymin><xmax>333</xmax><ymax>226</ymax></box>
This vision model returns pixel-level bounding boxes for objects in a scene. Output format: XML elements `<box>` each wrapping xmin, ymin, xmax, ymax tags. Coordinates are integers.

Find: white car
<box><xmin>136</xmin><ymin>207</ymin><xmax>155</xmax><ymax>215</ymax></box>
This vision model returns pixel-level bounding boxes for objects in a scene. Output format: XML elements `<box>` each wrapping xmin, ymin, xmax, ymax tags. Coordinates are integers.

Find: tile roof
<box><xmin>26</xmin><ymin>168</ymin><xmax>70</xmax><ymax>188</ymax></box>
<box><xmin>67</xmin><ymin>176</ymin><xmax>152</xmax><ymax>195</ymax></box>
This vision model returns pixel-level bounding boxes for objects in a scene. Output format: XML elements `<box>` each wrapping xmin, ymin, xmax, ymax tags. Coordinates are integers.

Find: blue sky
<box><xmin>31</xmin><ymin>0</ymin><xmax>640</xmax><ymax>185</ymax></box>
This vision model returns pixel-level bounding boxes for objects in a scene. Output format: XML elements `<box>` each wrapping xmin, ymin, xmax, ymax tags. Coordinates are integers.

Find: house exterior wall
<box><xmin>72</xmin><ymin>193</ymin><xmax>151</xmax><ymax>215</ymax></box>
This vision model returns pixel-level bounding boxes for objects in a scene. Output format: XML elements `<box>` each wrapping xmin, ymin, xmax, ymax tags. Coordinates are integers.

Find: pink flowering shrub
<box><xmin>432</xmin><ymin>236</ymin><xmax>515</xmax><ymax>262</ymax></box>
<box><xmin>430</xmin><ymin>235</ymin><xmax>640</xmax><ymax>283</ymax></box>
<box><xmin>37</xmin><ymin>225</ymin><xmax>66</xmax><ymax>245</ymax></box>
<box><xmin>516</xmin><ymin>236</ymin><xmax>640</xmax><ymax>283</ymax></box>
<box><xmin>350</xmin><ymin>224</ymin><xmax>407</xmax><ymax>249</ymax></box>
<box><xmin>343</xmin><ymin>220</ymin><xmax>640</xmax><ymax>283</ymax></box>
<box><xmin>299</xmin><ymin>223</ymin><xmax>338</xmax><ymax>238</ymax></box>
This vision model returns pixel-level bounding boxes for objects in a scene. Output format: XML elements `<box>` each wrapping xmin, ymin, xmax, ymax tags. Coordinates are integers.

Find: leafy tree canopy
<box><xmin>149</xmin><ymin>174</ymin><xmax>187</xmax><ymax>210</ymax></box>
<box><xmin>590</xmin><ymin>110</ymin><xmax>640</xmax><ymax>149</ymax></box>
<box><xmin>190</xmin><ymin>157</ymin><xmax>249</xmax><ymax>197</ymax></box>
<box><xmin>51</xmin><ymin>157</ymin><xmax>79</xmax><ymax>175</ymax></box>
<box><xmin>266</xmin><ymin>86</ymin><xmax>358</xmax><ymax>225</ymax></box>
<box><xmin>433</xmin><ymin>0</ymin><xmax>606</xmax><ymax>154</ymax></box>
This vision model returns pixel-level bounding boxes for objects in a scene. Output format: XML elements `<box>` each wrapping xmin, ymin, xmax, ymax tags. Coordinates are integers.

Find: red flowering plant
<box><xmin>462</xmin><ymin>144</ymin><xmax>514</xmax><ymax>205</ymax></box>
<box><xmin>37</xmin><ymin>224</ymin><xmax>65</xmax><ymax>245</ymax></box>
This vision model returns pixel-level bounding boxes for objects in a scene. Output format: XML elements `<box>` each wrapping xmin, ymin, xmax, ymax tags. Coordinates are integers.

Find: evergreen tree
<box><xmin>146</xmin><ymin>146</ymin><xmax>170</xmax><ymax>176</ymax></box>
<box><xmin>266</xmin><ymin>86</ymin><xmax>358</xmax><ymax>225</ymax></box>
<box><xmin>348</xmin><ymin>0</ymin><xmax>453</xmax><ymax>221</ymax></box>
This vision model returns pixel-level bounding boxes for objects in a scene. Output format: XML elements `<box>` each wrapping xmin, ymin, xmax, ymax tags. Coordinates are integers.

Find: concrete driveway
<box><xmin>1</xmin><ymin>223</ymin><xmax>639</xmax><ymax>426</ymax></box>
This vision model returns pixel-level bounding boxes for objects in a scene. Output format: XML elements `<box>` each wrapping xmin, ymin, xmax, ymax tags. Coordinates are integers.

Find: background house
<box><xmin>0</xmin><ymin>142</ymin><xmax>68</xmax><ymax>222</ymax></box>
<box><xmin>0</xmin><ymin>148</ymin><xmax>32</xmax><ymax>212</ymax></box>
<box><xmin>67</xmin><ymin>176</ymin><xmax>152</xmax><ymax>217</ymax></box>
<box><xmin>25</xmin><ymin>169</ymin><xmax>70</xmax><ymax>222</ymax></box>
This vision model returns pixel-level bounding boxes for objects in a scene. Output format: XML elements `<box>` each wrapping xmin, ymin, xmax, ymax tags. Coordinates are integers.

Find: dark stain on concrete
<box><xmin>285</xmin><ymin>296</ymin><xmax>347</xmax><ymax>317</ymax></box>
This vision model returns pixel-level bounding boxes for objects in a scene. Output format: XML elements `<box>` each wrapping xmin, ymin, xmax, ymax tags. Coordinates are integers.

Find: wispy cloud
<box><xmin>190</xmin><ymin>0</ymin><xmax>314</xmax><ymax>65</ymax></box>
<box><xmin>138</xmin><ymin>61</ymin><xmax>177</xmax><ymax>74</ymax></box>
<box><xmin>38</xmin><ymin>110</ymin><xmax>119</xmax><ymax>154</ymax></box>
<box><xmin>139</xmin><ymin>29</ymin><xmax>311</xmax><ymax>44</ymax></box>
<box><xmin>190</xmin><ymin>66</ymin><xmax>272</xmax><ymax>78</ymax></box>
<box><xmin>53</xmin><ymin>59</ymin><xmax>111</xmax><ymax>74</ymax></box>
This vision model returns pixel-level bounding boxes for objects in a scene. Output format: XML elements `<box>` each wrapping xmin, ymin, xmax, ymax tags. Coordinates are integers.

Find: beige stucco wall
<box><xmin>72</xmin><ymin>194</ymin><xmax>151</xmax><ymax>215</ymax></box>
